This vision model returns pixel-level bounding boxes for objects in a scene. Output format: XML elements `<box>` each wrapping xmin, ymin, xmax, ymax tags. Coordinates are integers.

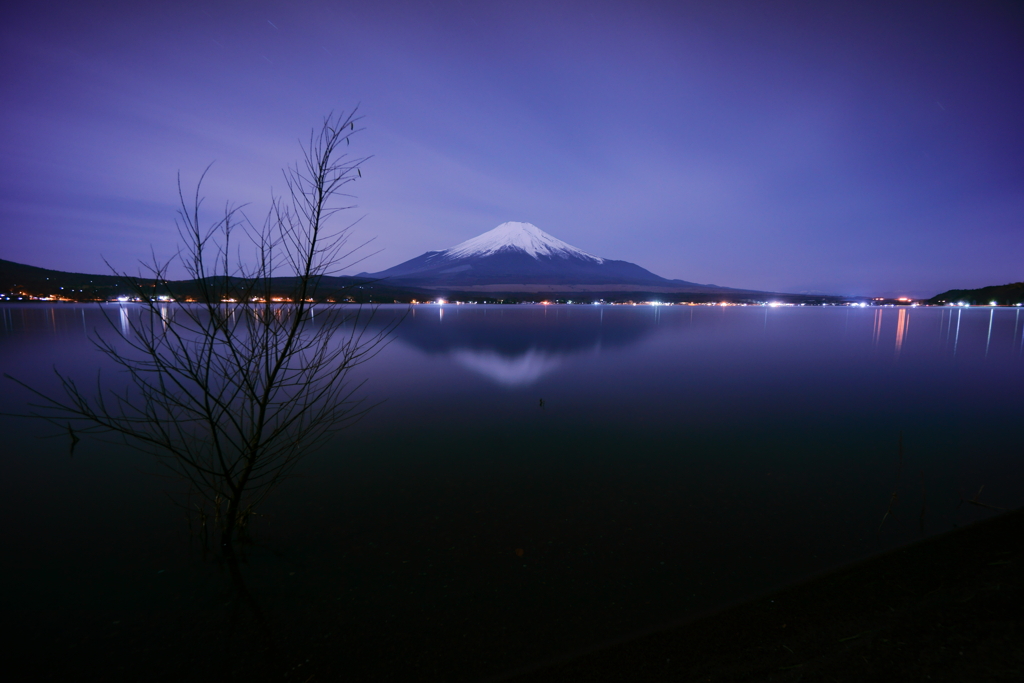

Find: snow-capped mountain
<box><xmin>363</xmin><ymin>222</ymin><xmax>688</xmax><ymax>287</ymax></box>
<box><xmin>444</xmin><ymin>222</ymin><xmax>604</xmax><ymax>262</ymax></box>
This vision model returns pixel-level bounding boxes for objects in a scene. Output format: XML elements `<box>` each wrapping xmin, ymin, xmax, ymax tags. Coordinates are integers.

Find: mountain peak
<box><xmin>365</xmin><ymin>221</ymin><xmax>676</xmax><ymax>286</ymax></box>
<box><xmin>444</xmin><ymin>222</ymin><xmax>604</xmax><ymax>263</ymax></box>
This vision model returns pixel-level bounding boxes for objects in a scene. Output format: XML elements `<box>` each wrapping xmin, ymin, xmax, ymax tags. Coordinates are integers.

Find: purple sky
<box><xmin>2</xmin><ymin>1</ymin><xmax>1022</xmax><ymax>297</ymax></box>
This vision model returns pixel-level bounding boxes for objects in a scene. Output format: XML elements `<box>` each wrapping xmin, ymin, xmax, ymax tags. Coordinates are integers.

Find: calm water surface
<box><xmin>2</xmin><ymin>303</ymin><xmax>1022</xmax><ymax>680</ymax></box>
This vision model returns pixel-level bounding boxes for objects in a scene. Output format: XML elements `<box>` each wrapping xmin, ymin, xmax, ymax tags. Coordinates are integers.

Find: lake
<box><xmin>2</xmin><ymin>302</ymin><xmax>1022</xmax><ymax>680</ymax></box>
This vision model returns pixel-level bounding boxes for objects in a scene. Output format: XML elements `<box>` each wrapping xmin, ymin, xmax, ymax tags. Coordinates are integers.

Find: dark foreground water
<box><xmin>2</xmin><ymin>303</ymin><xmax>1022</xmax><ymax>680</ymax></box>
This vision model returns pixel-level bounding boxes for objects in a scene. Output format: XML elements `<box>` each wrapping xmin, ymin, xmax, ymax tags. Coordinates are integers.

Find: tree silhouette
<box><xmin>9</xmin><ymin>111</ymin><xmax>394</xmax><ymax>559</ymax></box>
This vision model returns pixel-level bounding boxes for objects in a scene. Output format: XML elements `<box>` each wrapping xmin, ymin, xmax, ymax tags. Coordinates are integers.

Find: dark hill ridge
<box><xmin>0</xmin><ymin>258</ymin><xmax>428</xmax><ymax>303</ymax></box>
<box><xmin>928</xmin><ymin>281</ymin><xmax>1024</xmax><ymax>306</ymax></box>
<box><xmin>0</xmin><ymin>258</ymin><xmax>141</xmax><ymax>298</ymax></box>
<box><xmin>0</xmin><ymin>257</ymin><xmax>130</xmax><ymax>286</ymax></box>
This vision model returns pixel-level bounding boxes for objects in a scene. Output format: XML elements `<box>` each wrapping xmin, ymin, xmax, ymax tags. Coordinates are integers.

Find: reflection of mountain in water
<box><xmin>395</xmin><ymin>306</ymin><xmax>658</xmax><ymax>386</ymax></box>
<box><xmin>448</xmin><ymin>348</ymin><xmax>563</xmax><ymax>386</ymax></box>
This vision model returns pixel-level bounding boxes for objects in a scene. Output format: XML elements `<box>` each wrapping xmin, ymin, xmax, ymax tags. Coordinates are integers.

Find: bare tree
<box><xmin>9</xmin><ymin>111</ymin><xmax>394</xmax><ymax>558</ymax></box>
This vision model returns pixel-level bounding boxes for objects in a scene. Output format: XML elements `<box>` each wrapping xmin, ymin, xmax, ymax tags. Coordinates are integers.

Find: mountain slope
<box><xmin>365</xmin><ymin>222</ymin><xmax>708</xmax><ymax>287</ymax></box>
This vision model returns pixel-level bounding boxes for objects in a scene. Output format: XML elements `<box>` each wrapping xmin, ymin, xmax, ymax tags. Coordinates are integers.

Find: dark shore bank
<box><xmin>500</xmin><ymin>507</ymin><xmax>1023</xmax><ymax>683</ymax></box>
<box><xmin>9</xmin><ymin>508</ymin><xmax>1021</xmax><ymax>682</ymax></box>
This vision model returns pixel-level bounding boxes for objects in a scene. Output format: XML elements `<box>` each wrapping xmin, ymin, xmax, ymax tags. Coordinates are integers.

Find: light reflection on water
<box><xmin>1</xmin><ymin>303</ymin><xmax>1022</xmax><ymax>680</ymax></box>
<box><xmin>894</xmin><ymin>307</ymin><xmax>908</xmax><ymax>359</ymax></box>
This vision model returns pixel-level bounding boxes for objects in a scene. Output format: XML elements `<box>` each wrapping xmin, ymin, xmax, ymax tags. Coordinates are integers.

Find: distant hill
<box><xmin>0</xmin><ymin>258</ymin><xmax>141</xmax><ymax>299</ymax></box>
<box><xmin>0</xmin><ymin>258</ymin><xmax>430</xmax><ymax>303</ymax></box>
<box><xmin>928</xmin><ymin>282</ymin><xmax>1024</xmax><ymax>305</ymax></box>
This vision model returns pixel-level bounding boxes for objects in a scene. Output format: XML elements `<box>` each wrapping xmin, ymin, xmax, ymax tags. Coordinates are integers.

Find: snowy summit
<box><xmin>443</xmin><ymin>222</ymin><xmax>604</xmax><ymax>263</ymax></box>
<box><xmin>362</xmin><ymin>221</ymin><xmax>692</xmax><ymax>287</ymax></box>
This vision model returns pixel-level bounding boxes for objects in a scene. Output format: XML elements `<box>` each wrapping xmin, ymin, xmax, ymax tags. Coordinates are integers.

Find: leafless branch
<box><xmin>8</xmin><ymin>110</ymin><xmax>394</xmax><ymax>553</ymax></box>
